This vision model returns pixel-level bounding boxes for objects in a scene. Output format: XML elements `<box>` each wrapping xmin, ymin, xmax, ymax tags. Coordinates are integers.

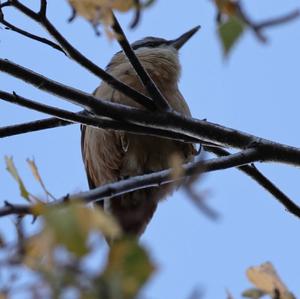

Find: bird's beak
<box><xmin>170</xmin><ymin>25</ymin><xmax>201</xmax><ymax>50</ymax></box>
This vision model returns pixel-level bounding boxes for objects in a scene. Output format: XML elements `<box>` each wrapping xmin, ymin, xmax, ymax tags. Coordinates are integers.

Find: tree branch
<box><xmin>2</xmin><ymin>58</ymin><xmax>300</xmax><ymax>167</ymax></box>
<box><xmin>130</xmin><ymin>0</ymin><xmax>141</xmax><ymax>29</ymax></box>
<box><xmin>1</xmin><ymin>0</ymin><xmax>156</xmax><ymax>111</ymax></box>
<box><xmin>2</xmin><ymin>148</ymin><xmax>300</xmax><ymax>219</ymax></box>
<box><xmin>3</xmin><ymin>147</ymin><xmax>296</xmax><ymax>216</ymax></box>
<box><xmin>237</xmin><ymin>6</ymin><xmax>300</xmax><ymax>43</ymax></box>
<box><xmin>205</xmin><ymin>146</ymin><xmax>300</xmax><ymax>218</ymax></box>
<box><xmin>0</xmin><ymin>90</ymin><xmax>199</xmax><ymax>143</ymax></box>
<box><xmin>112</xmin><ymin>12</ymin><xmax>171</xmax><ymax>111</ymax></box>
<box><xmin>254</xmin><ymin>9</ymin><xmax>300</xmax><ymax>31</ymax></box>
<box><xmin>0</xmin><ymin>117</ymin><xmax>70</xmax><ymax>138</ymax></box>
<box><xmin>4</xmin><ymin>94</ymin><xmax>293</xmax><ymax>219</ymax></box>
<box><xmin>0</xmin><ymin>5</ymin><xmax>65</xmax><ymax>54</ymax></box>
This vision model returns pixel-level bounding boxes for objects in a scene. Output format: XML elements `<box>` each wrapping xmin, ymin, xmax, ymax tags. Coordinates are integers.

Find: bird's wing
<box><xmin>81</xmin><ymin>125</ymin><xmax>125</xmax><ymax>186</ymax></box>
<box><xmin>81</xmin><ymin>124</ymin><xmax>96</xmax><ymax>190</ymax></box>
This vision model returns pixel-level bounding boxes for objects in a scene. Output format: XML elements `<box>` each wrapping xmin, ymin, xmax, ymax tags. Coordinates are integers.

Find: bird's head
<box><xmin>106</xmin><ymin>26</ymin><xmax>200</xmax><ymax>84</ymax></box>
<box><xmin>130</xmin><ymin>25</ymin><xmax>201</xmax><ymax>52</ymax></box>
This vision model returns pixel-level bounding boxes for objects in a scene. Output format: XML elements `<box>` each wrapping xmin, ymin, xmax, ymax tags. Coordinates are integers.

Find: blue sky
<box><xmin>1</xmin><ymin>1</ymin><xmax>300</xmax><ymax>298</ymax></box>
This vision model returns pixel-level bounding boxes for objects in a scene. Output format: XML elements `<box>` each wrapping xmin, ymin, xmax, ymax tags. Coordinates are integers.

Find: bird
<box><xmin>81</xmin><ymin>26</ymin><xmax>200</xmax><ymax>237</ymax></box>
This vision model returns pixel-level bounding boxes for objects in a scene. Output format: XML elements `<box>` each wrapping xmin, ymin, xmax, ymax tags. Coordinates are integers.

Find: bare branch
<box><xmin>0</xmin><ymin>90</ymin><xmax>199</xmax><ymax>143</ymax></box>
<box><xmin>6</xmin><ymin>148</ymin><xmax>297</xmax><ymax>218</ymax></box>
<box><xmin>130</xmin><ymin>0</ymin><xmax>141</xmax><ymax>29</ymax></box>
<box><xmin>238</xmin><ymin>6</ymin><xmax>300</xmax><ymax>43</ymax></box>
<box><xmin>2</xmin><ymin>148</ymin><xmax>300</xmax><ymax>219</ymax></box>
<box><xmin>39</xmin><ymin>0</ymin><xmax>47</xmax><ymax>17</ymax></box>
<box><xmin>206</xmin><ymin>146</ymin><xmax>300</xmax><ymax>219</ymax></box>
<box><xmin>254</xmin><ymin>9</ymin><xmax>300</xmax><ymax>31</ymax></box>
<box><xmin>0</xmin><ymin>201</ymin><xmax>31</xmax><ymax>217</ymax></box>
<box><xmin>0</xmin><ymin>118</ymin><xmax>70</xmax><ymax>138</ymax></box>
<box><xmin>112</xmin><ymin>12</ymin><xmax>171</xmax><ymax>111</ymax></box>
<box><xmin>184</xmin><ymin>187</ymin><xmax>220</xmax><ymax>220</ymax></box>
<box><xmin>0</xmin><ymin>6</ymin><xmax>65</xmax><ymax>54</ymax></box>
<box><xmin>0</xmin><ymin>1</ymin><xmax>10</xmax><ymax>9</ymax></box>
<box><xmin>4</xmin><ymin>0</ymin><xmax>156</xmax><ymax>111</ymax></box>
<box><xmin>2</xmin><ymin>59</ymin><xmax>300</xmax><ymax>167</ymax></box>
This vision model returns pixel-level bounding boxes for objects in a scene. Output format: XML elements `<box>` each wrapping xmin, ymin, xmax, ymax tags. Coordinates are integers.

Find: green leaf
<box><xmin>38</xmin><ymin>202</ymin><xmax>121</xmax><ymax>257</ymax></box>
<box><xmin>103</xmin><ymin>238</ymin><xmax>154</xmax><ymax>299</ymax></box>
<box><xmin>5</xmin><ymin>156</ymin><xmax>31</xmax><ymax>201</ymax></box>
<box><xmin>218</xmin><ymin>16</ymin><xmax>245</xmax><ymax>56</ymax></box>
<box><xmin>42</xmin><ymin>204</ymin><xmax>90</xmax><ymax>257</ymax></box>
<box><xmin>242</xmin><ymin>288</ymin><xmax>266</xmax><ymax>299</ymax></box>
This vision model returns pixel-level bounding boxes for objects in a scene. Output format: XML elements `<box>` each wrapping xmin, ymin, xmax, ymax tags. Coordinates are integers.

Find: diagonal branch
<box><xmin>2</xmin><ymin>90</ymin><xmax>293</xmax><ymax>217</ymax></box>
<box><xmin>205</xmin><ymin>146</ymin><xmax>300</xmax><ymax>218</ymax></box>
<box><xmin>254</xmin><ymin>9</ymin><xmax>300</xmax><ymax>31</ymax></box>
<box><xmin>237</xmin><ymin>6</ymin><xmax>300</xmax><ymax>43</ymax></box>
<box><xmin>2</xmin><ymin>0</ymin><xmax>156</xmax><ymax>111</ymax></box>
<box><xmin>1</xmin><ymin>148</ymin><xmax>300</xmax><ymax>219</ymax></box>
<box><xmin>111</xmin><ymin>12</ymin><xmax>171</xmax><ymax>111</ymax></box>
<box><xmin>2</xmin><ymin>59</ymin><xmax>300</xmax><ymax>167</ymax></box>
<box><xmin>0</xmin><ymin>90</ymin><xmax>198</xmax><ymax>143</ymax></box>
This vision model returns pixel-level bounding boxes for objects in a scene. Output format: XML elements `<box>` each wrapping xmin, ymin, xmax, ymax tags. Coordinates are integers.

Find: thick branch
<box><xmin>1</xmin><ymin>58</ymin><xmax>300</xmax><ymax>167</ymax></box>
<box><xmin>2</xmin><ymin>148</ymin><xmax>300</xmax><ymax>219</ymax></box>
<box><xmin>0</xmin><ymin>90</ymin><xmax>199</xmax><ymax>143</ymax></box>
<box><xmin>0</xmin><ymin>117</ymin><xmax>70</xmax><ymax>138</ymax></box>
<box><xmin>0</xmin><ymin>148</ymin><xmax>278</xmax><ymax>213</ymax></box>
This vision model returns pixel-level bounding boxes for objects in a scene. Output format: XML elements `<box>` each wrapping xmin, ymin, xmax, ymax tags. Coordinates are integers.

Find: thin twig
<box><xmin>112</xmin><ymin>12</ymin><xmax>171</xmax><ymax>111</ymax></box>
<box><xmin>205</xmin><ymin>146</ymin><xmax>300</xmax><ymax>219</ymax></box>
<box><xmin>237</xmin><ymin>5</ymin><xmax>300</xmax><ymax>43</ymax></box>
<box><xmin>39</xmin><ymin>0</ymin><xmax>47</xmax><ymax>16</ymax></box>
<box><xmin>4</xmin><ymin>0</ymin><xmax>156</xmax><ymax>111</ymax></box>
<box><xmin>254</xmin><ymin>9</ymin><xmax>300</xmax><ymax>31</ymax></box>
<box><xmin>130</xmin><ymin>0</ymin><xmax>141</xmax><ymax>29</ymax></box>
<box><xmin>0</xmin><ymin>6</ymin><xmax>65</xmax><ymax>54</ymax></box>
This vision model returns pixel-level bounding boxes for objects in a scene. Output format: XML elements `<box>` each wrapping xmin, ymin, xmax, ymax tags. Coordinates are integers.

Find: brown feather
<box><xmin>81</xmin><ymin>46</ymin><xmax>195</xmax><ymax>236</ymax></box>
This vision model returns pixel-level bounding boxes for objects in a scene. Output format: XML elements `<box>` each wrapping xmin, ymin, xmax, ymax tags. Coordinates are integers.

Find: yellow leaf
<box><xmin>214</xmin><ymin>0</ymin><xmax>238</xmax><ymax>16</ymax></box>
<box><xmin>68</xmin><ymin>0</ymin><xmax>134</xmax><ymax>24</ymax></box>
<box><xmin>5</xmin><ymin>156</ymin><xmax>31</xmax><ymax>202</ymax></box>
<box><xmin>24</xmin><ymin>230</ymin><xmax>55</xmax><ymax>270</ymax></box>
<box><xmin>247</xmin><ymin>262</ymin><xmax>295</xmax><ymax>299</ymax></box>
<box><xmin>27</xmin><ymin>158</ymin><xmax>55</xmax><ymax>201</ymax></box>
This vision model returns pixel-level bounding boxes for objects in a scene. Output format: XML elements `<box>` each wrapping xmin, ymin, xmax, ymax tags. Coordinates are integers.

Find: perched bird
<box><xmin>81</xmin><ymin>26</ymin><xmax>199</xmax><ymax>236</ymax></box>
